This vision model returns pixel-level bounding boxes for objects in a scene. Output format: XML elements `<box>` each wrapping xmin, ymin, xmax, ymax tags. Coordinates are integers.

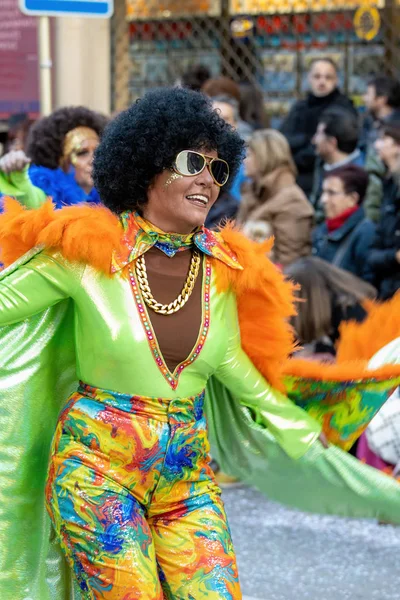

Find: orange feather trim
<box><xmin>336</xmin><ymin>293</ymin><xmax>400</xmax><ymax>363</ymax></box>
<box><xmin>0</xmin><ymin>197</ymin><xmax>122</xmax><ymax>274</ymax></box>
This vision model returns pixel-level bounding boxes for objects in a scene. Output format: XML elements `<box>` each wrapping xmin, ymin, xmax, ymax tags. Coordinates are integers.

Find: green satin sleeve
<box><xmin>0</xmin><ymin>167</ymin><xmax>46</xmax><ymax>208</ymax></box>
<box><xmin>0</xmin><ymin>250</ymin><xmax>82</xmax><ymax>326</ymax></box>
<box><xmin>214</xmin><ymin>292</ymin><xmax>321</xmax><ymax>460</ymax></box>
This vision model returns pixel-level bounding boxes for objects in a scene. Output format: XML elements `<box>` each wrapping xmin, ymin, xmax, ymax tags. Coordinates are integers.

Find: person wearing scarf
<box><xmin>1</xmin><ymin>89</ymin><xmax>400</xmax><ymax>600</ymax></box>
<box><xmin>312</xmin><ymin>164</ymin><xmax>376</xmax><ymax>283</ymax></box>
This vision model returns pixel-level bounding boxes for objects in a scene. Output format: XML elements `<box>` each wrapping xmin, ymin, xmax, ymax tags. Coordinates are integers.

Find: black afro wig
<box><xmin>93</xmin><ymin>87</ymin><xmax>245</xmax><ymax>214</ymax></box>
<box><xmin>27</xmin><ymin>106</ymin><xmax>109</xmax><ymax>169</ymax></box>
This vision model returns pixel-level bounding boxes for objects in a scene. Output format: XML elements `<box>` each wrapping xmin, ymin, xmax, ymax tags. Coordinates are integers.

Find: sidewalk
<box><xmin>223</xmin><ymin>485</ymin><xmax>400</xmax><ymax>600</ymax></box>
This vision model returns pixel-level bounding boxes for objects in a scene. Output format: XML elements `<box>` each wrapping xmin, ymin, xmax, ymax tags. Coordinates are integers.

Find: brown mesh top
<box><xmin>144</xmin><ymin>246</ymin><xmax>203</xmax><ymax>373</ymax></box>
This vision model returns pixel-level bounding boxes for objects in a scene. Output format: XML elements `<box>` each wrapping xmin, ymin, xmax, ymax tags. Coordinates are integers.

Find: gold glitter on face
<box><xmin>60</xmin><ymin>127</ymin><xmax>99</xmax><ymax>171</ymax></box>
<box><xmin>164</xmin><ymin>172</ymin><xmax>184</xmax><ymax>187</ymax></box>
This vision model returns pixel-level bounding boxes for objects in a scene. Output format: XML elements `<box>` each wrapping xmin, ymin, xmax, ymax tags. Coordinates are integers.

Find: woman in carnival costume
<box><xmin>1</xmin><ymin>88</ymin><xmax>400</xmax><ymax>600</ymax></box>
<box><xmin>0</xmin><ymin>106</ymin><xmax>108</xmax><ymax>209</ymax></box>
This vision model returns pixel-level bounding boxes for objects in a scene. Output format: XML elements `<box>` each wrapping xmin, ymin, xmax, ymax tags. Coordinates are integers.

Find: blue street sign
<box><xmin>20</xmin><ymin>0</ymin><xmax>113</xmax><ymax>18</ymax></box>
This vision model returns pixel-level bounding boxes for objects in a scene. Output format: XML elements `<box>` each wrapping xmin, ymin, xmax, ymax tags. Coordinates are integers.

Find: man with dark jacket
<box><xmin>311</xmin><ymin>107</ymin><xmax>382</xmax><ymax>223</ymax></box>
<box><xmin>312</xmin><ymin>164</ymin><xmax>375</xmax><ymax>283</ymax></box>
<box><xmin>362</xmin><ymin>75</ymin><xmax>400</xmax><ymax>149</ymax></box>
<box><xmin>360</xmin><ymin>77</ymin><xmax>400</xmax><ymax>228</ymax></box>
<box><xmin>281</xmin><ymin>58</ymin><xmax>356</xmax><ymax>197</ymax></box>
<box><xmin>369</xmin><ymin>123</ymin><xmax>400</xmax><ymax>298</ymax></box>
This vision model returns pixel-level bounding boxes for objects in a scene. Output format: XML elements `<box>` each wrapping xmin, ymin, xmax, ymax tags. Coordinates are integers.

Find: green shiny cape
<box><xmin>2</xmin><ymin>250</ymin><xmax>400</xmax><ymax>600</ymax></box>
<box><xmin>0</xmin><ymin>251</ymin><xmax>78</xmax><ymax>600</ymax></box>
<box><xmin>206</xmin><ymin>378</ymin><xmax>400</xmax><ymax>520</ymax></box>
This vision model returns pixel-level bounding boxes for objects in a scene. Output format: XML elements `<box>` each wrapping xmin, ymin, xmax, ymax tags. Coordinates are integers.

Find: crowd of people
<box><xmin>170</xmin><ymin>61</ymin><xmax>400</xmax><ymax>313</ymax></box>
<box><xmin>1</xmin><ymin>61</ymin><xmax>400</xmax><ymax>475</ymax></box>
<box><xmin>0</xmin><ymin>72</ymin><xmax>399</xmax><ymax>346</ymax></box>
<box><xmin>194</xmin><ymin>63</ymin><xmax>400</xmax><ymax>481</ymax></box>
<box><xmin>1</xmin><ymin>64</ymin><xmax>400</xmax><ymax>600</ymax></box>
<box><xmin>200</xmin><ymin>64</ymin><xmax>400</xmax><ymax>325</ymax></box>
<box><xmin>3</xmin><ymin>64</ymin><xmax>400</xmax><ymax>305</ymax></box>
<box><xmin>178</xmin><ymin>62</ymin><xmax>400</xmax><ymax>373</ymax></box>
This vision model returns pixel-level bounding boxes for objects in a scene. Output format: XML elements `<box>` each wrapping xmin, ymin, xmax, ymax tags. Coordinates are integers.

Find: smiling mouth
<box><xmin>186</xmin><ymin>194</ymin><xmax>210</xmax><ymax>207</ymax></box>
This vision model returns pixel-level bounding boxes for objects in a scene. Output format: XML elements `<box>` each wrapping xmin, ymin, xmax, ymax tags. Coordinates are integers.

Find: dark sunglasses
<box><xmin>172</xmin><ymin>150</ymin><xmax>230</xmax><ymax>187</ymax></box>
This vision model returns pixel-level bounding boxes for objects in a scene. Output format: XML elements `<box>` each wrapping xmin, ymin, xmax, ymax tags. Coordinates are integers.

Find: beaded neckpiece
<box><xmin>129</xmin><ymin>257</ymin><xmax>212</xmax><ymax>390</ymax></box>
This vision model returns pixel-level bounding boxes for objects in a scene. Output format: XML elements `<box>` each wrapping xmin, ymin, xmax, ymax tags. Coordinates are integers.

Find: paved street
<box><xmin>223</xmin><ymin>486</ymin><xmax>400</xmax><ymax>600</ymax></box>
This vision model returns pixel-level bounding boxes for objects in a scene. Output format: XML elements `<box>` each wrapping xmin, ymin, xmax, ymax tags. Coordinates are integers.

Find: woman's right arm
<box><xmin>0</xmin><ymin>251</ymin><xmax>80</xmax><ymax>326</ymax></box>
<box><xmin>214</xmin><ymin>292</ymin><xmax>323</xmax><ymax>460</ymax></box>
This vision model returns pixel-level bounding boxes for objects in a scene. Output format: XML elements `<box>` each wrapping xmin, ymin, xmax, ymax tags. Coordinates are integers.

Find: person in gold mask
<box><xmin>0</xmin><ymin>106</ymin><xmax>107</xmax><ymax>209</ymax></box>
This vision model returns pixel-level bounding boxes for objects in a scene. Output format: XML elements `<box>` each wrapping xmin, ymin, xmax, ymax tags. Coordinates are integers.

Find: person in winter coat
<box><xmin>238</xmin><ymin>129</ymin><xmax>314</xmax><ymax>266</ymax></box>
<box><xmin>361</xmin><ymin>75</ymin><xmax>400</xmax><ymax>150</ymax></box>
<box><xmin>281</xmin><ymin>58</ymin><xmax>356</xmax><ymax>197</ymax></box>
<box><xmin>312</xmin><ymin>164</ymin><xmax>376</xmax><ymax>283</ymax></box>
<box><xmin>310</xmin><ymin>107</ymin><xmax>383</xmax><ymax>224</ymax></box>
<box><xmin>358</xmin><ymin>77</ymin><xmax>400</xmax><ymax>224</ymax></box>
<box><xmin>369</xmin><ymin>122</ymin><xmax>400</xmax><ymax>299</ymax></box>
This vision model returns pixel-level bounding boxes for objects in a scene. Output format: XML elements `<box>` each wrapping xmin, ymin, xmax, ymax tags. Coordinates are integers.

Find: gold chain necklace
<box><xmin>135</xmin><ymin>250</ymin><xmax>202</xmax><ymax>315</ymax></box>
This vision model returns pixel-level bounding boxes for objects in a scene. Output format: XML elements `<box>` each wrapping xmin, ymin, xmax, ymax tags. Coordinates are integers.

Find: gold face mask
<box><xmin>60</xmin><ymin>127</ymin><xmax>100</xmax><ymax>171</ymax></box>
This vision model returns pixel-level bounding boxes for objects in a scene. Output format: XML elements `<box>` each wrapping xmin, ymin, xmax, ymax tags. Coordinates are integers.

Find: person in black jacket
<box><xmin>312</xmin><ymin>164</ymin><xmax>376</xmax><ymax>283</ymax></box>
<box><xmin>369</xmin><ymin>122</ymin><xmax>400</xmax><ymax>298</ymax></box>
<box><xmin>361</xmin><ymin>75</ymin><xmax>400</xmax><ymax>149</ymax></box>
<box><xmin>281</xmin><ymin>58</ymin><xmax>356</xmax><ymax>197</ymax></box>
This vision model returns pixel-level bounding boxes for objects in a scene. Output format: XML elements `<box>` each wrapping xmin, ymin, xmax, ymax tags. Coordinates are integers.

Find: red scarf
<box><xmin>326</xmin><ymin>206</ymin><xmax>359</xmax><ymax>233</ymax></box>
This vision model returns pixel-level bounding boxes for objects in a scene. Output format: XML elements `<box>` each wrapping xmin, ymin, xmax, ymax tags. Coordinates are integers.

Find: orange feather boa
<box><xmin>1</xmin><ymin>197</ymin><xmax>400</xmax><ymax>389</ymax></box>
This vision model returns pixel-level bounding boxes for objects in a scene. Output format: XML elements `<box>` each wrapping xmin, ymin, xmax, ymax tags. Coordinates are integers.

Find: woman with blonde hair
<box><xmin>238</xmin><ymin>128</ymin><xmax>314</xmax><ymax>266</ymax></box>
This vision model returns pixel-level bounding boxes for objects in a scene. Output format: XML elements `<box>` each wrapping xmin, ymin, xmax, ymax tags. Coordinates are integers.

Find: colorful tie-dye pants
<box><xmin>45</xmin><ymin>383</ymin><xmax>241</xmax><ymax>600</ymax></box>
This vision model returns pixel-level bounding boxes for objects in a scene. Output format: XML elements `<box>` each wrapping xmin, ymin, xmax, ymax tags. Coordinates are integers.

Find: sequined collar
<box><xmin>111</xmin><ymin>211</ymin><xmax>242</xmax><ymax>272</ymax></box>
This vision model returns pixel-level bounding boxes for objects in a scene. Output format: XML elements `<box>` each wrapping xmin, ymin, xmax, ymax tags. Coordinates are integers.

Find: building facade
<box><xmin>1</xmin><ymin>0</ymin><xmax>400</xmax><ymax>123</ymax></box>
<box><xmin>112</xmin><ymin>0</ymin><xmax>400</xmax><ymax>120</ymax></box>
